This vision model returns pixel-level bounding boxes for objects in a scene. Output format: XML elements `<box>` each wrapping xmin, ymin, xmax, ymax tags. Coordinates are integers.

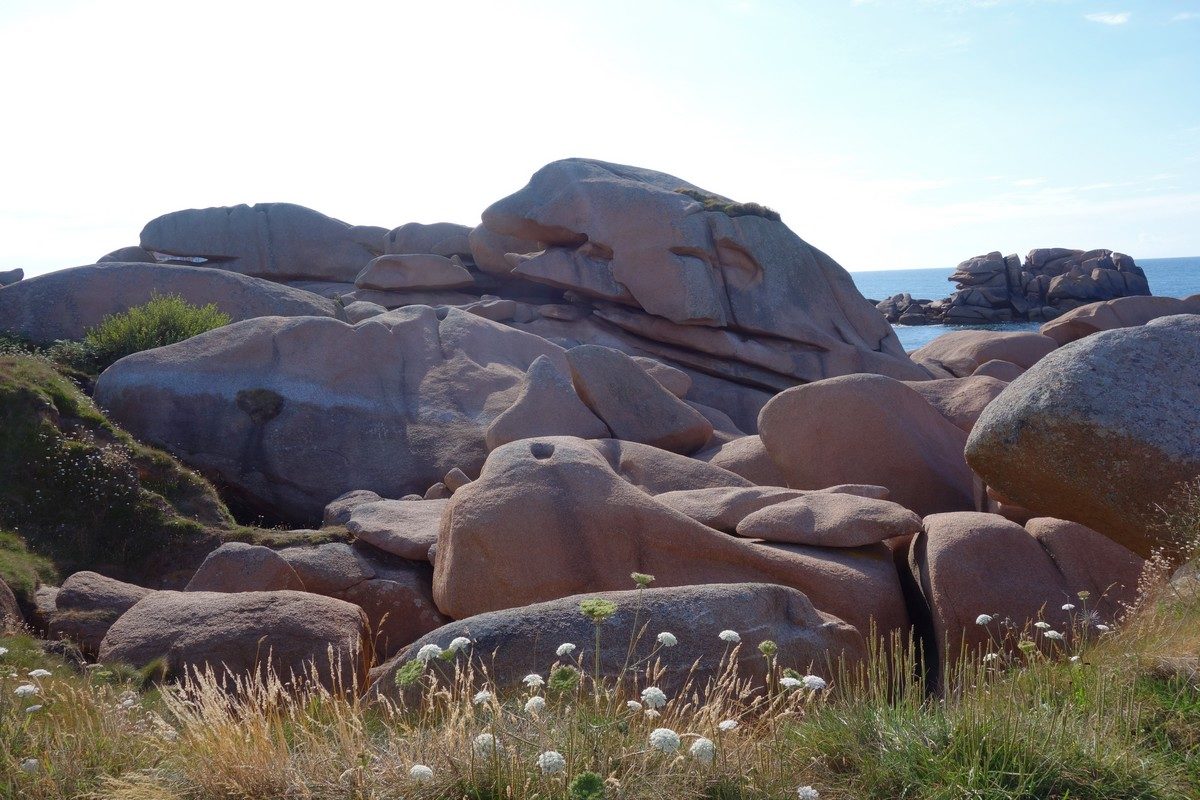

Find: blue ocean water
<box><xmin>849</xmin><ymin>256</ymin><xmax>1200</xmax><ymax>352</ymax></box>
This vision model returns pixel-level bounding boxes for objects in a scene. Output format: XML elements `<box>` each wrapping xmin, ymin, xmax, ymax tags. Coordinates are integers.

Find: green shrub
<box><xmin>76</xmin><ymin>293</ymin><xmax>230</xmax><ymax>373</ymax></box>
<box><xmin>0</xmin><ymin>529</ymin><xmax>57</xmax><ymax>602</ymax></box>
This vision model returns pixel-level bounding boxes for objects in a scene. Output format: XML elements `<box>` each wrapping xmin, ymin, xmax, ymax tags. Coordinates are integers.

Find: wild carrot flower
<box><xmin>27</xmin><ymin>669</ymin><xmax>51</xmax><ymax>679</ymax></box>
<box><xmin>649</xmin><ymin>727</ymin><xmax>681</xmax><ymax>753</ymax></box>
<box><xmin>780</xmin><ymin>677</ymin><xmax>802</xmax><ymax>690</ymax></box>
<box><xmin>415</xmin><ymin>644</ymin><xmax>442</xmax><ymax>662</ymax></box>
<box><xmin>473</xmin><ymin>733</ymin><xmax>497</xmax><ymax>757</ymax></box>
<box><xmin>25</xmin><ymin>705</ymin><xmax>42</xmax><ymax>713</ymax></box>
<box><xmin>472</xmin><ymin>690</ymin><xmax>494</xmax><ymax>705</ymax></box>
<box><xmin>0</xmin><ymin>647</ymin><xmax>9</xmax><ymax>657</ymax></box>
<box><xmin>556</xmin><ymin>642</ymin><xmax>577</xmax><ymax>657</ymax></box>
<box><xmin>524</xmin><ymin>696</ymin><xmax>546</xmax><ymax>714</ymax></box>
<box><xmin>801</xmin><ymin>675</ymin><xmax>827</xmax><ymax>691</ymax></box>
<box><xmin>1061</xmin><ymin>603</ymin><xmax>1076</xmax><ymax>611</ymax></box>
<box><xmin>14</xmin><ymin>684</ymin><xmax>37</xmax><ymax>698</ymax></box>
<box><xmin>656</xmin><ymin>632</ymin><xmax>678</xmax><ymax>647</ymax></box>
<box><xmin>1034</xmin><ymin>621</ymin><xmax>1051</xmax><ymax>630</ymax></box>
<box><xmin>523</xmin><ymin>673</ymin><xmax>544</xmax><ymax>688</ymax></box>
<box><xmin>797</xmin><ymin>786</ymin><xmax>819</xmax><ymax>799</ymax></box>
<box><xmin>537</xmin><ymin>750</ymin><xmax>566</xmax><ymax>775</ymax></box>
<box><xmin>975</xmin><ymin>614</ymin><xmax>993</xmax><ymax>625</ymax></box>
<box><xmin>1044</xmin><ymin>630</ymin><xmax>1064</xmax><ymax>641</ymax></box>
<box><xmin>641</xmin><ymin>686</ymin><xmax>667</xmax><ymax>709</ymax></box>
<box><xmin>690</xmin><ymin>737</ymin><xmax>716</xmax><ymax>764</ymax></box>
<box><xmin>627</xmin><ymin>700</ymin><xmax>643</xmax><ymax>711</ymax></box>
<box><xmin>718</xmin><ymin>719</ymin><xmax>739</xmax><ymax>732</ymax></box>
<box><xmin>447</xmin><ymin>636</ymin><xmax>472</xmax><ymax>654</ymax></box>
<box><xmin>983</xmin><ymin>653</ymin><xmax>999</xmax><ymax>662</ymax></box>
<box><xmin>409</xmin><ymin>764</ymin><xmax>434</xmax><ymax>782</ymax></box>
<box><xmin>719</xmin><ymin>630</ymin><xmax>740</xmax><ymax>643</ymax></box>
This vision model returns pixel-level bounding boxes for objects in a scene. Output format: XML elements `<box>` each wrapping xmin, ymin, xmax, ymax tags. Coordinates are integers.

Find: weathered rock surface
<box><xmin>484</xmin><ymin>355</ymin><xmax>609</xmax><ymax>450</ymax></box>
<box><xmin>384</xmin><ymin>222</ymin><xmax>472</xmax><ymax>258</ymax></box>
<box><xmin>585</xmin><ymin>439</ymin><xmax>752</xmax><ymax>495</ymax></box>
<box><xmin>633</xmin><ymin>356</ymin><xmax>692</xmax><ymax>398</ymax></box>
<box><xmin>971</xmin><ymin>359</ymin><xmax>1023</xmax><ymax>382</ymax></box>
<box><xmin>910</xmin><ymin>330</ymin><xmax>1057</xmax><ymax>378</ymax></box>
<box><xmin>354</xmin><ymin>254</ymin><xmax>474</xmax><ymax>291</ymax></box>
<box><xmin>374</xmin><ymin>583</ymin><xmax>864</xmax><ymax>699</ymax></box>
<box><xmin>904</xmin><ymin>375</ymin><xmax>1008</xmax><ymax>433</ymax></box>
<box><xmin>1040</xmin><ymin>295</ymin><xmax>1200</xmax><ymax>346</ymax></box>
<box><xmin>98</xmin><ymin>246</ymin><xmax>156</xmax><ymax>263</ymax></box>
<box><xmin>758</xmin><ymin>374</ymin><xmax>974</xmax><ymax>516</ymax></box>
<box><xmin>566</xmin><ymin>345</ymin><xmax>713</xmax><ymax>454</ymax></box>
<box><xmin>1024</xmin><ymin>517</ymin><xmax>1143</xmax><ymax>619</ymax></box>
<box><xmin>0</xmin><ymin>262</ymin><xmax>338</xmax><ymax>344</ymax></box>
<box><xmin>966</xmin><ymin>315</ymin><xmax>1200</xmax><ymax>558</ymax></box>
<box><xmin>698</xmin><ymin>435</ymin><xmax>788</xmax><ymax>486</ymax></box>
<box><xmin>737</xmin><ymin>493</ymin><xmax>922</xmax><ymax>547</ymax></box>
<box><xmin>47</xmin><ymin>572</ymin><xmax>153</xmax><ymax>655</ymax></box>
<box><xmin>432</xmin><ymin>437</ymin><xmax>909</xmax><ymax>638</ymax></box>
<box><xmin>654</xmin><ymin>486</ymin><xmax>805</xmax><ymax>532</ymax></box>
<box><xmin>99</xmin><ymin>590</ymin><xmax>371</xmax><ymax>690</ymax></box>
<box><xmin>140</xmin><ymin>203</ymin><xmax>384</xmax><ymax>282</ymax></box>
<box><xmin>481</xmin><ymin>159</ymin><xmax>926</xmax><ymax>388</ymax></box>
<box><xmin>0</xmin><ymin>268</ymin><xmax>23</xmax><ymax>287</ymax></box>
<box><xmin>95</xmin><ymin>307</ymin><xmax>565</xmax><ymax>523</ymax></box>
<box><xmin>338</xmin><ymin>496</ymin><xmax>447</xmax><ymax>562</ymax></box>
<box><xmin>185</xmin><ymin>542</ymin><xmax>305</xmax><ymax>593</ymax></box>
<box><xmin>912</xmin><ymin>512</ymin><xmax>1074</xmax><ymax>664</ymax></box>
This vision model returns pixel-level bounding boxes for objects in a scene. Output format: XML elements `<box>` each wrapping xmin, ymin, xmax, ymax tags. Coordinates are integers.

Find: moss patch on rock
<box><xmin>674</xmin><ymin>187</ymin><xmax>782</xmax><ymax>222</ymax></box>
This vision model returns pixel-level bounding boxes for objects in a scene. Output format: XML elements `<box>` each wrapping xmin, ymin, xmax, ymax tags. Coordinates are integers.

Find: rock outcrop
<box><xmin>1040</xmin><ymin>295</ymin><xmax>1200</xmax><ymax>346</ymax></box>
<box><xmin>139</xmin><ymin>203</ymin><xmax>385</xmax><ymax>282</ymax></box>
<box><xmin>94</xmin><ymin>307</ymin><xmax>565</xmax><ymax>523</ymax></box>
<box><xmin>0</xmin><ymin>262</ymin><xmax>338</xmax><ymax>344</ymax></box>
<box><xmin>877</xmin><ymin>248</ymin><xmax>1151</xmax><ymax>325</ymax></box>
<box><xmin>373</xmin><ymin>583</ymin><xmax>864</xmax><ymax>700</ymax></box>
<box><xmin>966</xmin><ymin>315</ymin><xmax>1200</xmax><ymax>558</ymax></box>
<box><xmin>185</xmin><ymin>542</ymin><xmax>305</xmax><ymax>593</ymax></box>
<box><xmin>47</xmin><ymin>571</ymin><xmax>153</xmax><ymax>656</ymax></box>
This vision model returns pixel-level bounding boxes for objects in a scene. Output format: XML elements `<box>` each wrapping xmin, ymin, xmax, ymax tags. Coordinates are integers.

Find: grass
<box><xmin>674</xmin><ymin>188</ymin><xmax>783</xmax><ymax>222</ymax></box>
<box><xmin>0</xmin><ymin>541</ymin><xmax>1196</xmax><ymax>800</ymax></box>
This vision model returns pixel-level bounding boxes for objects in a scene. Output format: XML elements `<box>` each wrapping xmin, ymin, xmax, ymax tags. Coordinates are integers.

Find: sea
<box><xmin>849</xmin><ymin>256</ymin><xmax>1200</xmax><ymax>352</ymax></box>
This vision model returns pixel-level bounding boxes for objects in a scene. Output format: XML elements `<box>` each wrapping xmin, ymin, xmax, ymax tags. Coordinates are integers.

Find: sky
<box><xmin>2</xmin><ymin>0</ymin><xmax>1198</xmax><ymax>278</ymax></box>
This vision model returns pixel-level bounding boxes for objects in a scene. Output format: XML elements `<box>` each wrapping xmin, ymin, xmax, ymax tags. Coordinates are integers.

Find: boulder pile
<box><xmin>0</xmin><ymin>157</ymin><xmax>1194</xmax><ymax>697</ymax></box>
<box><xmin>876</xmin><ymin>248</ymin><xmax>1152</xmax><ymax>325</ymax></box>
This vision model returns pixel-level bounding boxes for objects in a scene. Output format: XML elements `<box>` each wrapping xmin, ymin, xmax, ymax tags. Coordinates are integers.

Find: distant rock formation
<box><xmin>876</xmin><ymin>248</ymin><xmax>1150</xmax><ymax>326</ymax></box>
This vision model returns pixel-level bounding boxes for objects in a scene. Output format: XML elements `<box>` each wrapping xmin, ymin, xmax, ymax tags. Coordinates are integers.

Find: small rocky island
<box><xmin>876</xmin><ymin>248</ymin><xmax>1151</xmax><ymax>325</ymax></box>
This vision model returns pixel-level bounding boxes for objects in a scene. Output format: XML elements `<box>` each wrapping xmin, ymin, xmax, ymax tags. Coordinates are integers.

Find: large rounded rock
<box><xmin>340</xmin><ymin>497</ymin><xmax>447</xmax><ymax>562</ymax></box>
<box><xmin>698</xmin><ymin>435</ymin><xmax>787</xmax><ymax>486</ymax></box>
<box><xmin>373</xmin><ymin>583</ymin><xmax>864</xmax><ymax>700</ymax></box>
<box><xmin>654</xmin><ymin>486</ymin><xmax>805</xmax><ymax>532</ymax></box>
<box><xmin>966</xmin><ymin>315</ymin><xmax>1200</xmax><ymax>558</ymax></box>
<box><xmin>1040</xmin><ymin>295</ymin><xmax>1200</xmax><ymax>346</ymax></box>
<box><xmin>185</xmin><ymin>542</ymin><xmax>305</xmax><ymax>593</ymax></box>
<box><xmin>759</xmin><ymin>374</ymin><xmax>974</xmax><ymax>516</ymax></box>
<box><xmin>566</xmin><ymin>345</ymin><xmax>713</xmax><ymax>454</ymax></box>
<box><xmin>484</xmin><ymin>355</ymin><xmax>609</xmax><ymax>450</ymax></box>
<box><xmin>480</xmin><ymin>159</ymin><xmax>926</xmax><ymax>385</ymax></box>
<box><xmin>0</xmin><ymin>262</ymin><xmax>338</xmax><ymax>345</ymax></box>
<box><xmin>737</xmin><ymin>493</ymin><xmax>922</xmax><ymax>547</ymax></box>
<box><xmin>911</xmin><ymin>330</ymin><xmax>1058</xmax><ymax>378</ymax></box>
<box><xmin>384</xmin><ymin>222</ymin><xmax>472</xmax><ymax>258</ymax></box>
<box><xmin>585</xmin><ymin>439</ymin><xmax>751</xmax><ymax>495</ymax></box>
<box><xmin>911</xmin><ymin>512</ymin><xmax>1074</xmax><ymax>665</ymax></box>
<box><xmin>1023</xmin><ymin>517</ymin><xmax>1143</xmax><ymax>619</ymax></box>
<box><xmin>140</xmin><ymin>202</ymin><xmax>384</xmax><ymax>282</ymax></box>
<box><xmin>354</xmin><ymin>254</ymin><xmax>474</xmax><ymax>291</ymax></box>
<box><xmin>904</xmin><ymin>375</ymin><xmax>1007</xmax><ymax>433</ymax></box>
<box><xmin>433</xmin><ymin>437</ymin><xmax>909</xmax><ymax>638</ymax></box>
<box><xmin>98</xmin><ymin>590</ymin><xmax>371</xmax><ymax>691</ymax></box>
<box><xmin>47</xmin><ymin>571</ymin><xmax>153</xmax><ymax>656</ymax></box>
<box><xmin>94</xmin><ymin>307</ymin><xmax>565</xmax><ymax>523</ymax></box>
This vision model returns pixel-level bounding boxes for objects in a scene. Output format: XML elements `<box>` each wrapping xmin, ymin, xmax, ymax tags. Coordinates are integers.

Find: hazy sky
<box><xmin>2</xmin><ymin>0</ymin><xmax>1198</xmax><ymax>278</ymax></box>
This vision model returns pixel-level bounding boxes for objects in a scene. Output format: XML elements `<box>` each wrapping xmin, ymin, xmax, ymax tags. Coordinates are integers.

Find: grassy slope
<box><xmin>0</xmin><ymin>561</ymin><xmax>1195</xmax><ymax>800</ymax></box>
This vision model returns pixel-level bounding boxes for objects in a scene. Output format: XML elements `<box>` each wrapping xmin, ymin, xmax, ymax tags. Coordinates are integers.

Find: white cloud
<box><xmin>1173</xmin><ymin>12</ymin><xmax>1200</xmax><ymax>22</ymax></box>
<box><xmin>1084</xmin><ymin>12</ymin><xmax>1130</xmax><ymax>25</ymax></box>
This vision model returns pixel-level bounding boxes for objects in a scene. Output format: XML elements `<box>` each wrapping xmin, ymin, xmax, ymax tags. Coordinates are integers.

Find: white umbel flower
<box><xmin>801</xmin><ymin>675</ymin><xmax>827</xmax><ymax>691</ymax></box>
<box><xmin>0</xmin><ymin>646</ymin><xmax>9</xmax><ymax>657</ymax></box>
<box><xmin>473</xmin><ymin>733</ymin><xmax>497</xmax><ymax>757</ymax></box>
<box><xmin>1096</xmin><ymin>624</ymin><xmax>1111</xmax><ymax>632</ymax></box>
<box><xmin>649</xmin><ymin>727</ymin><xmax>681</xmax><ymax>753</ymax></box>
<box><xmin>447</xmin><ymin>636</ymin><xmax>472</xmax><ymax>654</ymax></box>
<box><xmin>537</xmin><ymin>750</ymin><xmax>566</xmax><ymax>775</ymax></box>
<box><xmin>797</xmin><ymin>786</ymin><xmax>819</xmax><ymax>799</ymax></box>
<box><xmin>27</xmin><ymin>669</ymin><xmax>51</xmax><ymax>679</ymax></box>
<box><xmin>779</xmin><ymin>677</ymin><xmax>802</xmax><ymax>690</ymax></box>
<box><xmin>1034</xmin><ymin>621</ymin><xmax>1051</xmax><ymax>630</ymax></box>
<box><xmin>523</xmin><ymin>673</ymin><xmax>544</xmax><ymax>688</ymax></box>
<box><xmin>25</xmin><ymin>705</ymin><xmax>43</xmax><ymax>713</ymax></box>
<box><xmin>1061</xmin><ymin>603</ymin><xmax>1076</xmax><ymax>611</ymax></box>
<box><xmin>415</xmin><ymin>644</ymin><xmax>443</xmax><ymax>662</ymax></box>
<box><xmin>975</xmin><ymin>614</ymin><xmax>994</xmax><ymax>626</ymax></box>
<box><xmin>20</xmin><ymin>758</ymin><xmax>39</xmax><ymax>774</ymax></box>
<box><xmin>472</xmin><ymin>690</ymin><xmax>494</xmax><ymax>705</ymax></box>
<box><xmin>626</xmin><ymin>700</ymin><xmax>643</xmax><ymax>711</ymax></box>
<box><xmin>656</xmin><ymin>631</ymin><xmax>678</xmax><ymax>647</ymax></box>
<box><xmin>409</xmin><ymin>764</ymin><xmax>434</xmax><ymax>782</ymax></box>
<box><xmin>718</xmin><ymin>629</ymin><xmax>740</xmax><ymax>643</ymax></box>
<box><xmin>524</xmin><ymin>696</ymin><xmax>546</xmax><ymax>714</ymax></box>
<box><xmin>689</xmin><ymin>737</ymin><xmax>716</xmax><ymax>764</ymax></box>
<box><xmin>982</xmin><ymin>653</ymin><xmax>999</xmax><ymax>663</ymax></box>
<box><xmin>556</xmin><ymin>642</ymin><xmax>576</xmax><ymax>657</ymax></box>
<box><xmin>641</xmin><ymin>686</ymin><xmax>667</xmax><ymax>709</ymax></box>
<box><xmin>1044</xmin><ymin>630</ymin><xmax>1064</xmax><ymax>641</ymax></box>
<box><xmin>14</xmin><ymin>684</ymin><xmax>37</xmax><ymax>698</ymax></box>
<box><xmin>718</xmin><ymin>719</ymin><xmax>739</xmax><ymax>732</ymax></box>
